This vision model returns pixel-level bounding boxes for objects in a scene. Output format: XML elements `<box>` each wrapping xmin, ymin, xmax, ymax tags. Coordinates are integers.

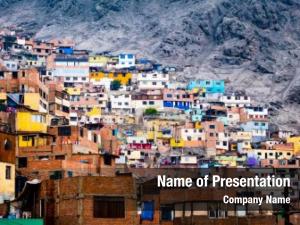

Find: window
<box><xmin>93</xmin><ymin>134</ymin><xmax>98</xmax><ymax>143</ymax></box>
<box><xmin>12</xmin><ymin>71</ymin><xmax>18</xmax><ymax>79</ymax></box>
<box><xmin>141</xmin><ymin>201</ymin><xmax>154</xmax><ymax>220</ymax></box>
<box><xmin>38</xmin><ymin>156</ymin><xmax>49</xmax><ymax>160</ymax></box>
<box><xmin>18</xmin><ymin>157</ymin><xmax>28</xmax><ymax>168</ymax></box>
<box><xmin>149</xmin><ymin>101</ymin><xmax>155</xmax><ymax>105</ymax></box>
<box><xmin>49</xmin><ymin>171</ymin><xmax>63</xmax><ymax>180</ymax></box>
<box><xmin>166</xmin><ymin>94</ymin><xmax>172</xmax><ymax>98</ymax></box>
<box><xmin>55</xmin><ymin>155</ymin><xmax>65</xmax><ymax>160</ymax></box>
<box><xmin>104</xmin><ymin>154</ymin><xmax>112</xmax><ymax>166</ymax></box>
<box><xmin>208</xmin><ymin>203</ymin><xmax>227</xmax><ymax>218</ymax></box>
<box><xmin>5</xmin><ymin>165</ymin><xmax>11</xmax><ymax>180</ymax></box>
<box><xmin>4</xmin><ymin>139</ymin><xmax>11</xmax><ymax>150</ymax></box>
<box><xmin>209</xmin><ymin>125</ymin><xmax>215</xmax><ymax>129</ymax></box>
<box><xmin>142</xmin><ymin>101</ymin><xmax>147</xmax><ymax>105</ymax></box>
<box><xmin>93</xmin><ymin>196</ymin><xmax>125</xmax><ymax>218</ymax></box>
<box><xmin>58</xmin><ymin>126</ymin><xmax>71</xmax><ymax>136</ymax></box>
<box><xmin>22</xmin><ymin>136</ymin><xmax>29</xmax><ymax>141</ymax></box>
<box><xmin>67</xmin><ymin>171</ymin><xmax>73</xmax><ymax>177</ymax></box>
<box><xmin>161</xmin><ymin>205</ymin><xmax>173</xmax><ymax>221</ymax></box>
<box><xmin>152</xmin><ymin>82</ymin><xmax>157</xmax><ymax>85</ymax></box>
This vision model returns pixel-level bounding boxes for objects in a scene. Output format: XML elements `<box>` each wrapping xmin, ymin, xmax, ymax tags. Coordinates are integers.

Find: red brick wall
<box><xmin>39</xmin><ymin>175</ymin><xmax>138</xmax><ymax>225</ymax></box>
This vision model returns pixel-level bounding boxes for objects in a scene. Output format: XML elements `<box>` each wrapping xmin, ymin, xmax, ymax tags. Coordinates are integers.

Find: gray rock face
<box><xmin>0</xmin><ymin>0</ymin><xmax>300</xmax><ymax>129</ymax></box>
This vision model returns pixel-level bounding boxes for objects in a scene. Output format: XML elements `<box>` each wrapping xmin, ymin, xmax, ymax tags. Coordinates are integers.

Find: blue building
<box><xmin>58</xmin><ymin>46</ymin><xmax>74</xmax><ymax>55</ymax></box>
<box><xmin>185</xmin><ymin>109</ymin><xmax>204</xmax><ymax>121</ymax></box>
<box><xmin>240</xmin><ymin>121</ymin><xmax>269</xmax><ymax>142</ymax></box>
<box><xmin>118</xmin><ymin>53</ymin><xmax>135</xmax><ymax>68</ymax></box>
<box><xmin>187</xmin><ymin>80</ymin><xmax>225</xmax><ymax>94</ymax></box>
<box><xmin>163</xmin><ymin>101</ymin><xmax>191</xmax><ymax>110</ymax></box>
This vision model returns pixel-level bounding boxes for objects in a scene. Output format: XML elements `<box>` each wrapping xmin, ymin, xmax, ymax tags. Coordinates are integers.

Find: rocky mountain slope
<box><xmin>0</xmin><ymin>0</ymin><xmax>300</xmax><ymax>130</ymax></box>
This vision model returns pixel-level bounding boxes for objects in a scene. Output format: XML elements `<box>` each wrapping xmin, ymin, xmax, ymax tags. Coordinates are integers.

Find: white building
<box><xmin>180</xmin><ymin>156</ymin><xmax>197</xmax><ymax>166</ymax></box>
<box><xmin>69</xmin><ymin>112</ymin><xmax>79</xmax><ymax>126</ymax></box>
<box><xmin>132</xmin><ymin>99</ymin><xmax>163</xmax><ymax>111</ymax></box>
<box><xmin>127</xmin><ymin>136</ymin><xmax>147</xmax><ymax>144</ymax></box>
<box><xmin>53</xmin><ymin>56</ymin><xmax>89</xmax><ymax>87</ymax></box>
<box><xmin>90</xmin><ymin>77</ymin><xmax>113</xmax><ymax>90</ymax></box>
<box><xmin>180</xmin><ymin>128</ymin><xmax>205</xmax><ymax>141</ymax></box>
<box><xmin>137</xmin><ymin>72</ymin><xmax>169</xmax><ymax>90</ymax></box>
<box><xmin>0</xmin><ymin>59</ymin><xmax>18</xmax><ymax>71</ymax></box>
<box><xmin>245</xmin><ymin>106</ymin><xmax>268</xmax><ymax>120</ymax></box>
<box><xmin>220</xmin><ymin>94</ymin><xmax>251</xmax><ymax>107</ymax></box>
<box><xmin>110</xmin><ymin>93</ymin><xmax>133</xmax><ymax>113</ymax></box>
<box><xmin>116</xmin><ymin>53</ymin><xmax>135</xmax><ymax>69</ymax></box>
<box><xmin>227</xmin><ymin>110</ymin><xmax>240</xmax><ymax>126</ymax></box>
<box><xmin>251</xmin><ymin>149</ymin><xmax>293</xmax><ymax>160</ymax></box>
<box><xmin>132</xmin><ymin>90</ymin><xmax>164</xmax><ymax>111</ymax></box>
<box><xmin>216</xmin><ymin>132</ymin><xmax>229</xmax><ymax>151</ymax></box>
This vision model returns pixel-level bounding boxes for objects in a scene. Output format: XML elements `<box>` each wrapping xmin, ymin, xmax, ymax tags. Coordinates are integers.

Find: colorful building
<box><xmin>89</xmin><ymin>55</ymin><xmax>110</xmax><ymax>67</ymax></box>
<box><xmin>163</xmin><ymin>89</ymin><xmax>193</xmax><ymax>110</ymax></box>
<box><xmin>117</xmin><ymin>53</ymin><xmax>135</xmax><ymax>68</ymax></box>
<box><xmin>89</xmin><ymin>71</ymin><xmax>132</xmax><ymax>85</ymax></box>
<box><xmin>287</xmin><ymin>136</ymin><xmax>300</xmax><ymax>153</ymax></box>
<box><xmin>0</xmin><ymin>161</ymin><xmax>15</xmax><ymax>203</ymax></box>
<box><xmin>187</xmin><ymin>80</ymin><xmax>225</xmax><ymax>94</ymax></box>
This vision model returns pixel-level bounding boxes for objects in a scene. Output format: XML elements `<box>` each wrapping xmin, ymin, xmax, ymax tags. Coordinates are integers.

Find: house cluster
<box><xmin>0</xmin><ymin>28</ymin><xmax>300</xmax><ymax>225</ymax></box>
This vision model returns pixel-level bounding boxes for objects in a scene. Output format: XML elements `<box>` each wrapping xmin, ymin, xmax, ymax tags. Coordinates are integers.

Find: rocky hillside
<box><xmin>0</xmin><ymin>0</ymin><xmax>300</xmax><ymax>130</ymax></box>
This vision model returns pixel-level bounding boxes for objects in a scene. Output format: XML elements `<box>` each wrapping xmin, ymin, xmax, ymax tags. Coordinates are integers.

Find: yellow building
<box><xmin>89</xmin><ymin>55</ymin><xmax>110</xmax><ymax>67</ymax></box>
<box><xmin>145</xmin><ymin>119</ymin><xmax>178</xmax><ymax>142</ymax></box>
<box><xmin>87</xmin><ymin>106</ymin><xmax>102</xmax><ymax>117</ymax></box>
<box><xmin>16</xmin><ymin>111</ymin><xmax>47</xmax><ymax>133</ymax></box>
<box><xmin>24</xmin><ymin>93</ymin><xmax>40</xmax><ymax>111</ymax></box>
<box><xmin>66</xmin><ymin>87</ymin><xmax>81</xmax><ymax>96</ymax></box>
<box><xmin>287</xmin><ymin>136</ymin><xmax>300</xmax><ymax>153</ymax></box>
<box><xmin>195</xmin><ymin>122</ymin><xmax>202</xmax><ymax>129</ymax></box>
<box><xmin>0</xmin><ymin>92</ymin><xmax>7</xmax><ymax>103</ymax></box>
<box><xmin>0</xmin><ymin>162</ymin><xmax>15</xmax><ymax>202</ymax></box>
<box><xmin>215</xmin><ymin>155</ymin><xmax>246</xmax><ymax>167</ymax></box>
<box><xmin>18</xmin><ymin>134</ymin><xmax>49</xmax><ymax>148</ymax></box>
<box><xmin>170</xmin><ymin>138</ymin><xmax>184</xmax><ymax>148</ymax></box>
<box><xmin>90</xmin><ymin>71</ymin><xmax>132</xmax><ymax>85</ymax></box>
